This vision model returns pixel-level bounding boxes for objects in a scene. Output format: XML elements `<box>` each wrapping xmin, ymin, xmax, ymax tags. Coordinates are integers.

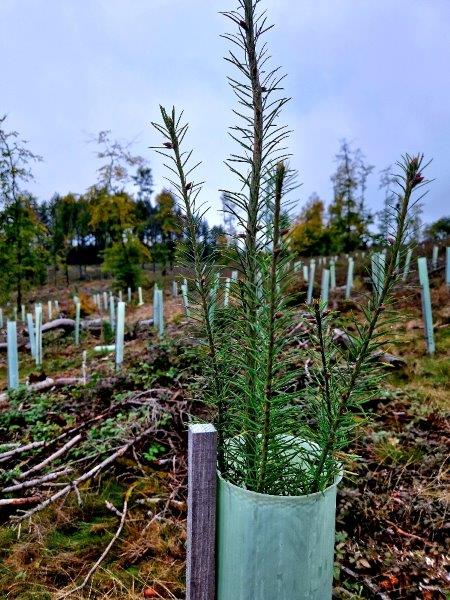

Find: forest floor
<box><xmin>0</xmin><ymin>271</ymin><xmax>448</xmax><ymax>599</ymax></box>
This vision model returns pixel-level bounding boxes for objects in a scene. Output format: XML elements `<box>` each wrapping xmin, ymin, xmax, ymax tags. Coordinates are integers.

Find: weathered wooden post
<box><xmin>138</xmin><ymin>286</ymin><xmax>144</xmax><ymax>306</ymax></box>
<box><xmin>0</xmin><ymin>308</ymin><xmax>3</xmax><ymax>329</ymax></box>
<box><xmin>172</xmin><ymin>280</ymin><xmax>178</xmax><ymax>298</ymax></box>
<box><xmin>418</xmin><ymin>257</ymin><xmax>435</xmax><ymax>355</ymax></box>
<box><xmin>21</xmin><ymin>304</ymin><xmax>26</xmax><ymax>323</ymax></box>
<box><xmin>127</xmin><ymin>287</ymin><xmax>132</xmax><ymax>303</ymax></box>
<box><xmin>446</xmin><ymin>247</ymin><xmax>450</xmax><ymax>286</ymax></box>
<box><xmin>402</xmin><ymin>247</ymin><xmax>413</xmax><ymax>281</ymax></box>
<box><xmin>35</xmin><ymin>304</ymin><xmax>43</xmax><ymax>367</ymax></box>
<box><xmin>329</xmin><ymin>260</ymin><xmax>336</xmax><ymax>291</ymax></box>
<box><xmin>118</xmin><ymin>290</ymin><xmax>123</xmax><ymax>302</ymax></box>
<box><xmin>103</xmin><ymin>291</ymin><xmax>108</xmax><ymax>311</ymax></box>
<box><xmin>27</xmin><ymin>313</ymin><xmax>36</xmax><ymax>358</ymax></box>
<box><xmin>306</xmin><ymin>260</ymin><xmax>316</xmax><ymax>304</ymax></box>
<box><xmin>7</xmin><ymin>320</ymin><xmax>19</xmax><ymax>390</ymax></box>
<box><xmin>115</xmin><ymin>301</ymin><xmax>126</xmax><ymax>369</ymax></box>
<box><xmin>186</xmin><ymin>423</ymin><xmax>217</xmax><ymax>600</ymax></box>
<box><xmin>320</xmin><ymin>269</ymin><xmax>330</xmax><ymax>309</ymax></box>
<box><xmin>75</xmin><ymin>301</ymin><xmax>81</xmax><ymax>346</ymax></box>
<box><xmin>55</xmin><ymin>299</ymin><xmax>59</xmax><ymax>313</ymax></box>
<box><xmin>432</xmin><ymin>245</ymin><xmax>439</xmax><ymax>269</ymax></box>
<box><xmin>47</xmin><ymin>300</ymin><xmax>52</xmax><ymax>321</ymax></box>
<box><xmin>345</xmin><ymin>257</ymin><xmax>354</xmax><ymax>300</ymax></box>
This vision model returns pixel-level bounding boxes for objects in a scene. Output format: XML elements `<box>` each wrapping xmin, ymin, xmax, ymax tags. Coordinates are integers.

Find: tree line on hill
<box><xmin>1</xmin><ymin>116</ymin><xmax>448</xmax><ymax>307</ymax></box>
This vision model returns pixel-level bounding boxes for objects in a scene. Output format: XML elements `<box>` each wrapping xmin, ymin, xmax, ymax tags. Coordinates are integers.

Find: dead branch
<box><xmin>14</xmin><ymin>425</ymin><xmax>156</xmax><ymax>521</ymax></box>
<box><xmin>17</xmin><ymin>434</ymin><xmax>82</xmax><ymax>480</ymax></box>
<box><xmin>0</xmin><ymin>440</ymin><xmax>47</xmax><ymax>463</ymax></box>
<box><xmin>384</xmin><ymin>518</ymin><xmax>434</xmax><ymax>546</ymax></box>
<box><xmin>2</xmin><ymin>468</ymin><xmax>73</xmax><ymax>493</ymax></box>
<box><xmin>0</xmin><ymin>495</ymin><xmax>41</xmax><ymax>507</ymax></box>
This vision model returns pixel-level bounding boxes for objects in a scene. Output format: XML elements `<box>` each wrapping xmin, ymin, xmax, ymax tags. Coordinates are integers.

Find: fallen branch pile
<box><xmin>0</xmin><ymin>387</ymin><xmax>188</xmax><ymax>522</ymax></box>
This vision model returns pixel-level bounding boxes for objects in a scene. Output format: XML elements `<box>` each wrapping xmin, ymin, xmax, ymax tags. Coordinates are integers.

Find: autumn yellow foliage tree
<box><xmin>289</xmin><ymin>194</ymin><xmax>329</xmax><ymax>256</ymax></box>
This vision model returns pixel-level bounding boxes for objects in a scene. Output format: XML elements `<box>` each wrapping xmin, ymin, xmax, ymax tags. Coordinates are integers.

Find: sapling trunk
<box><xmin>258</xmin><ymin>162</ymin><xmax>285</xmax><ymax>491</ymax></box>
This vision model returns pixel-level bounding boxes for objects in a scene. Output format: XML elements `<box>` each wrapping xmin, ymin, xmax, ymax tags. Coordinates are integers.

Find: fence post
<box><xmin>186</xmin><ymin>423</ymin><xmax>217</xmax><ymax>600</ymax></box>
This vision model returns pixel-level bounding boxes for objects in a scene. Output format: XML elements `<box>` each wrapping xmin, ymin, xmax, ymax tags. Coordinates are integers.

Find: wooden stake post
<box><xmin>186</xmin><ymin>423</ymin><xmax>217</xmax><ymax>600</ymax></box>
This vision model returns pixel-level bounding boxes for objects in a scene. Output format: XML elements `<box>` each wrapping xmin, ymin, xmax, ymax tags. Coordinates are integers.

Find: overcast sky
<box><xmin>1</xmin><ymin>0</ymin><xmax>449</xmax><ymax>227</ymax></box>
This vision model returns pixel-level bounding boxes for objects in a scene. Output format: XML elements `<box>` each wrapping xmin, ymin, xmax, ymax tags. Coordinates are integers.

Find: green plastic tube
<box><xmin>217</xmin><ymin>472</ymin><xmax>341</xmax><ymax>600</ymax></box>
<box><xmin>7</xmin><ymin>320</ymin><xmax>19</xmax><ymax>390</ymax></box>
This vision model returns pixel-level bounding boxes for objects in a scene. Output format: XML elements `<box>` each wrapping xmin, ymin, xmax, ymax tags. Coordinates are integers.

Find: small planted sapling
<box><xmin>152</xmin><ymin>0</ymin><xmax>430</xmax><ymax>497</ymax></box>
<box><xmin>152</xmin><ymin>1</ymin><xmax>430</xmax><ymax>596</ymax></box>
<box><xmin>304</xmin><ymin>154</ymin><xmax>430</xmax><ymax>493</ymax></box>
